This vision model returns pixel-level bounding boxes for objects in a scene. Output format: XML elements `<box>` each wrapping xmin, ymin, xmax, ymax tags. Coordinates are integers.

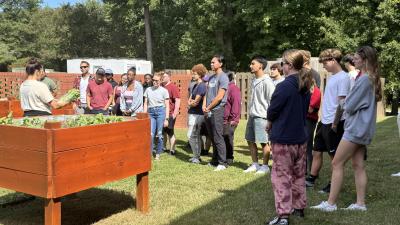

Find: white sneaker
<box><xmin>311</xmin><ymin>201</ymin><xmax>337</xmax><ymax>212</ymax></box>
<box><xmin>155</xmin><ymin>154</ymin><xmax>160</xmax><ymax>160</ymax></box>
<box><xmin>191</xmin><ymin>158</ymin><xmax>201</xmax><ymax>164</ymax></box>
<box><xmin>188</xmin><ymin>157</ymin><xmax>195</xmax><ymax>162</ymax></box>
<box><xmin>214</xmin><ymin>165</ymin><xmax>227</xmax><ymax>171</ymax></box>
<box><xmin>391</xmin><ymin>172</ymin><xmax>400</xmax><ymax>177</ymax></box>
<box><xmin>244</xmin><ymin>163</ymin><xmax>259</xmax><ymax>173</ymax></box>
<box><xmin>256</xmin><ymin>165</ymin><xmax>270</xmax><ymax>174</ymax></box>
<box><xmin>342</xmin><ymin>203</ymin><xmax>367</xmax><ymax>211</ymax></box>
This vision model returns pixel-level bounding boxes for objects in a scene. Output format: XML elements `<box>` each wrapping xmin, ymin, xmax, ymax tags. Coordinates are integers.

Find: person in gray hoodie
<box><xmin>244</xmin><ymin>56</ymin><xmax>275</xmax><ymax>174</ymax></box>
<box><xmin>312</xmin><ymin>46</ymin><xmax>382</xmax><ymax>212</ymax></box>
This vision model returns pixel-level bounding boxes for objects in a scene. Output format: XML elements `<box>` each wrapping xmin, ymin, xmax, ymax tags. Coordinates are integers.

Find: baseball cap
<box><xmin>105</xmin><ymin>69</ymin><xmax>113</xmax><ymax>75</ymax></box>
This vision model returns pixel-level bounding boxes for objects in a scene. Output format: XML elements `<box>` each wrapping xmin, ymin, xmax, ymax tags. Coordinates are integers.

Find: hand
<box><xmin>103</xmin><ymin>107</ymin><xmax>108</xmax><ymax>111</ymax></box>
<box><xmin>88</xmin><ymin>106</ymin><xmax>93</xmax><ymax>110</ymax></box>
<box><xmin>172</xmin><ymin>113</ymin><xmax>177</xmax><ymax>119</ymax></box>
<box><xmin>331</xmin><ymin>124</ymin><xmax>337</xmax><ymax>133</ymax></box>
<box><xmin>203</xmin><ymin>106</ymin><xmax>210</xmax><ymax>113</ymax></box>
<box><xmin>230</xmin><ymin>121</ymin><xmax>238</xmax><ymax>127</ymax></box>
<box><xmin>163</xmin><ymin>119</ymin><xmax>169</xmax><ymax>127</ymax></box>
<box><xmin>265</xmin><ymin>121</ymin><xmax>272</xmax><ymax>134</ymax></box>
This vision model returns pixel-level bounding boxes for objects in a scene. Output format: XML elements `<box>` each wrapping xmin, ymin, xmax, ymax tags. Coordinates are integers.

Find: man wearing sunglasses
<box><xmin>73</xmin><ymin>60</ymin><xmax>94</xmax><ymax>114</ymax></box>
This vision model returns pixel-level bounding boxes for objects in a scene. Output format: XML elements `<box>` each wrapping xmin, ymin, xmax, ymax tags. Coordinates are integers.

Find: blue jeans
<box><xmin>148</xmin><ymin>106</ymin><xmax>166</xmax><ymax>154</ymax></box>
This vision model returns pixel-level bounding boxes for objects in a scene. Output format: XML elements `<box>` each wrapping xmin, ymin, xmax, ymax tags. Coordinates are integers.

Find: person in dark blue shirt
<box><xmin>265</xmin><ymin>49</ymin><xmax>312</xmax><ymax>225</ymax></box>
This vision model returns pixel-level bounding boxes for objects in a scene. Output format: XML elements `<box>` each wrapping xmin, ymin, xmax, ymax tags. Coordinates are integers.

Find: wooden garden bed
<box><xmin>0</xmin><ymin>114</ymin><xmax>151</xmax><ymax>225</ymax></box>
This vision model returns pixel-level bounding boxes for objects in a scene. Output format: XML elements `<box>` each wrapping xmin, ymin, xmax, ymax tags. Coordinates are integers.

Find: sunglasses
<box><xmin>280</xmin><ymin>61</ymin><xmax>289</xmax><ymax>67</ymax></box>
<box><xmin>80</xmin><ymin>66</ymin><xmax>88</xmax><ymax>69</ymax></box>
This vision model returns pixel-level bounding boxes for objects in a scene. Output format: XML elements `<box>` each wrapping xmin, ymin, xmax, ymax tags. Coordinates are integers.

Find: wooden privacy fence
<box><xmin>0</xmin><ymin>68</ymin><xmax>386</xmax><ymax>128</ymax></box>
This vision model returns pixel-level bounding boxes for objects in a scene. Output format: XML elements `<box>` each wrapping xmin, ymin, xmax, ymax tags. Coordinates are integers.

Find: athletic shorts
<box><xmin>245</xmin><ymin>116</ymin><xmax>269</xmax><ymax>144</ymax></box>
<box><xmin>313</xmin><ymin>120</ymin><xmax>344</xmax><ymax>156</ymax></box>
<box><xmin>163</xmin><ymin>117</ymin><xmax>176</xmax><ymax>136</ymax></box>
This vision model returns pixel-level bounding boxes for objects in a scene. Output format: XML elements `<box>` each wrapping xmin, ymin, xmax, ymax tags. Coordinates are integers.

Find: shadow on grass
<box><xmin>174</xmin><ymin>139</ymin><xmax>249</xmax><ymax>170</ymax></box>
<box><xmin>168</xmin><ymin>175</ymin><xmax>274</xmax><ymax>225</ymax></box>
<box><xmin>0</xmin><ymin>188</ymin><xmax>134</xmax><ymax>225</ymax></box>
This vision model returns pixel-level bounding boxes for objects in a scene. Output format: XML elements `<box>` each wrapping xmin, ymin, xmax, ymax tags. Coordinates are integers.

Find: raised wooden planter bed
<box><xmin>0</xmin><ymin>114</ymin><xmax>151</xmax><ymax>225</ymax></box>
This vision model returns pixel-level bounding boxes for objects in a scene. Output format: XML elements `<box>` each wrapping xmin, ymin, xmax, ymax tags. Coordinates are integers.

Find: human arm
<box><xmin>266</xmin><ymin>84</ymin><xmax>288</xmax><ymax>122</ymax></box>
<box><xmin>173</xmin><ymin>98</ymin><xmax>180</xmax><ymax>119</ymax></box>
<box><xmin>343</xmin><ymin>77</ymin><xmax>371</xmax><ymax>115</ymax></box>
<box><xmin>143</xmin><ymin>97</ymin><xmax>148</xmax><ymax>113</ymax></box>
<box><xmin>164</xmin><ymin>98</ymin><xmax>170</xmax><ymax>127</ymax></box>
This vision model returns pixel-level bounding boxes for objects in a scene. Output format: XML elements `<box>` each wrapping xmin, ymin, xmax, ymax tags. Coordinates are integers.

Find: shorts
<box><xmin>163</xmin><ymin>117</ymin><xmax>176</xmax><ymax>136</ymax></box>
<box><xmin>245</xmin><ymin>116</ymin><xmax>269</xmax><ymax>143</ymax></box>
<box><xmin>313</xmin><ymin>120</ymin><xmax>345</xmax><ymax>156</ymax></box>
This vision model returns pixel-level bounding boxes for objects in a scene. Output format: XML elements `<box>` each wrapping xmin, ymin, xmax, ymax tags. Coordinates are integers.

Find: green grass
<box><xmin>0</xmin><ymin>117</ymin><xmax>399</xmax><ymax>225</ymax></box>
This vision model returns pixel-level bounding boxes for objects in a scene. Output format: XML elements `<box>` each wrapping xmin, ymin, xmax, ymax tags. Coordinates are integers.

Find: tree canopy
<box><xmin>0</xmin><ymin>0</ymin><xmax>399</xmax><ymax>99</ymax></box>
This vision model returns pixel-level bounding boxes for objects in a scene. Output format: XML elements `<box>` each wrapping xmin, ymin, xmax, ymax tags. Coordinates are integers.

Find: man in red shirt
<box><xmin>162</xmin><ymin>71</ymin><xmax>181</xmax><ymax>155</ymax></box>
<box><xmin>87</xmin><ymin>68</ymin><xmax>113</xmax><ymax>115</ymax></box>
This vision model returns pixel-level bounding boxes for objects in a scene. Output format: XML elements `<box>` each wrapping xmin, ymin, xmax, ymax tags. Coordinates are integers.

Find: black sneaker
<box><xmin>169</xmin><ymin>150</ymin><xmax>176</xmax><ymax>155</ymax></box>
<box><xmin>200</xmin><ymin>149</ymin><xmax>209</xmax><ymax>156</ymax></box>
<box><xmin>319</xmin><ymin>182</ymin><xmax>331</xmax><ymax>193</ymax></box>
<box><xmin>226</xmin><ymin>158</ymin><xmax>234</xmax><ymax>165</ymax></box>
<box><xmin>267</xmin><ymin>216</ymin><xmax>289</xmax><ymax>225</ymax></box>
<box><xmin>291</xmin><ymin>208</ymin><xmax>304</xmax><ymax>218</ymax></box>
<box><xmin>305</xmin><ymin>177</ymin><xmax>315</xmax><ymax>188</ymax></box>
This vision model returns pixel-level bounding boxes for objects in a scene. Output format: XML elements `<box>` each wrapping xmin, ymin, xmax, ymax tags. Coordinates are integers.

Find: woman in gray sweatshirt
<box><xmin>312</xmin><ymin>46</ymin><xmax>382</xmax><ymax>212</ymax></box>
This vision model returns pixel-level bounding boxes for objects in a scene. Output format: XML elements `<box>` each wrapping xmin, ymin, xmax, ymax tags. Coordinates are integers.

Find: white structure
<box><xmin>67</xmin><ymin>58</ymin><xmax>153</xmax><ymax>75</ymax></box>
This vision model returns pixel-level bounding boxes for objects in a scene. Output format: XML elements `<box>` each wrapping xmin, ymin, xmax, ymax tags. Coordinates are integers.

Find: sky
<box><xmin>41</xmin><ymin>0</ymin><xmax>85</xmax><ymax>8</ymax></box>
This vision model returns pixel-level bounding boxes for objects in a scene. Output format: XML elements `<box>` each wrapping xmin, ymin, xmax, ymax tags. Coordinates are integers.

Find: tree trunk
<box><xmin>144</xmin><ymin>2</ymin><xmax>153</xmax><ymax>62</ymax></box>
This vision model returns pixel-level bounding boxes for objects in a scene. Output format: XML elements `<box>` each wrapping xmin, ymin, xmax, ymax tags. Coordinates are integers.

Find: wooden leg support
<box><xmin>136</xmin><ymin>172</ymin><xmax>149</xmax><ymax>213</ymax></box>
<box><xmin>45</xmin><ymin>198</ymin><xmax>61</xmax><ymax>225</ymax></box>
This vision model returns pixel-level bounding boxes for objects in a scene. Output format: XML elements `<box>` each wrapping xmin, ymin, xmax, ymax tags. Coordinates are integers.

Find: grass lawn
<box><xmin>0</xmin><ymin>116</ymin><xmax>399</xmax><ymax>225</ymax></box>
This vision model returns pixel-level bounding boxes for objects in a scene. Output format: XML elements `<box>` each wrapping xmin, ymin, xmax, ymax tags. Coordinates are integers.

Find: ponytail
<box><xmin>298</xmin><ymin>67</ymin><xmax>312</xmax><ymax>93</ymax></box>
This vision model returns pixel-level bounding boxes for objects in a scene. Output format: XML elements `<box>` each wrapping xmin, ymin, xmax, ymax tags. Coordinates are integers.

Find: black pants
<box><xmin>205</xmin><ymin>107</ymin><xmax>226</xmax><ymax>166</ymax></box>
<box><xmin>306</xmin><ymin>119</ymin><xmax>317</xmax><ymax>174</ymax></box>
<box><xmin>23</xmin><ymin>110</ymin><xmax>51</xmax><ymax>117</ymax></box>
<box><xmin>223</xmin><ymin>123</ymin><xmax>237</xmax><ymax>161</ymax></box>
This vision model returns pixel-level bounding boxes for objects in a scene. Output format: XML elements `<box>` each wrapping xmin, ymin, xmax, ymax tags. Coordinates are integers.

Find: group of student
<box><xmin>17</xmin><ymin>45</ymin><xmax>386</xmax><ymax>225</ymax></box>
<box><xmin>71</xmin><ymin>61</ymin><xmax>181</xmax><ymax>160</ymax></box>
<box><xmin>184</xmin><ymin>47</ymin><xmax>381</xmax><ymax>225</ymax></box>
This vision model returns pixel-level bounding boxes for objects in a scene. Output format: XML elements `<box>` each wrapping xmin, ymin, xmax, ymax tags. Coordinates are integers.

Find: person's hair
<box><xmin>80</xmin><ymin>60</ymin><xmax>89</xmax><ymax>66</ymax></box>
<box><xmin>96</xmin><ymin>68</ymin><xmax>106</xmax><ymax>76</ymax></box>
<box><xmin>356</xmin><ymin>46</ymin><xmax>382</xmax><ymax>102</ymax></box>
<box><xmin>26</xmin><ymin>58</ymin><xmax>42</xmax><ymax>75</ymax></box>
<box><xmin>270</xmin><ymin>62</ymin><xmax>283</xmax><ymax>74</ymax></box>
<box><xmin>282</xmin><ymin>49</ymin><xmax>312</xmax><ymax>93</ymax></box>
<box><xmin>251</xmin><ymin>55</ymin><xmax>268</xmax><ymax>70</ymax></box>
<box><xmin>213</xmin><ymin>54</ymin><xmax>226</xmax><ymax>68</ymax></box>
<box><xmin>299</xmin><ymin>50</ymin><xmax>311</xmax><ymax>65</ymax></box>
<box><xmin>153</xmin><ymin>73</ymin><xmax>162</xmax><ymax>80</ymax></box>
<box><xmin>144</xmin><ymin>73</ymin><xmax>152</xmax><ymax>79</ymax></box>
<box><xmin>161</xmin><ymin>70</ymin><xmax>172</xmax><ymax>77</ymax></box>
<box><xmin>342</xmin><ymin>53</ymin><xmax>355</xmax><ymax>66</ymax></box>
<box><xmin>318</xmin><ymin>48</ymin><xmax>342</xmax><ymax>63</ymax></box>
<box><xmin>119</xmin><ymin>73</ymin><xmax>128</xmax><ymax>86</ymax></box>
<box><xmin>128</xmin><ymin>66</ymin><xmax>136</xmax><ymax>74</ymax></box>
<box><xmin>191</xmin><ymin>64</ymin><xmax>208</xmax><ymax>78</ymax></box>
<box><xmin>226</xmin><ymin>71</ymin><xmax>235</xmax><ymax>82</ymax></box>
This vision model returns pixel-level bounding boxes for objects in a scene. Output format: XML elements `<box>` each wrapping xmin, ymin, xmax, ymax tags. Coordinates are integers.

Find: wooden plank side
<box><xmin>53</xmin><ymin>140</ymin><xmax>150</xmax><ymax>175</ymax></box>
<box><xmin>52</xmin><ymin>158</ymin><xmax>151</xmax><ymax>197</ymax></box>
<box><xmin>0</xmin><ymin>100</ymin><xmax>9</xmax><ymax>117</ymax></box>
<box><xmin>52</xmin><ymin>118</ymin><xmax>150</xmax><ymax>152</ymax></box>
<box><xmin>0</xmin><ymin>125</ymin><xmax>48</xmax><ymax>152</ymax></box>
<box><xmin>0</xmin><ymin>167</ymin><xmax>48</xmax><ymax>197</ymax></box>
<box><xmin>0</xmin><ymin>146</ymin><xmax>47</xmax><ymax>175</ymax></box>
